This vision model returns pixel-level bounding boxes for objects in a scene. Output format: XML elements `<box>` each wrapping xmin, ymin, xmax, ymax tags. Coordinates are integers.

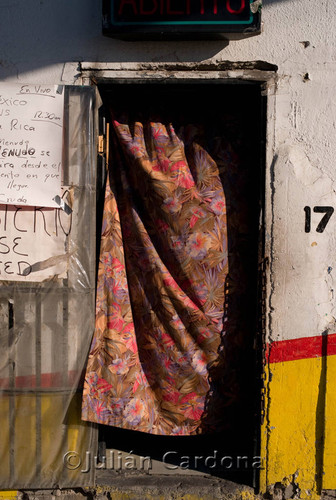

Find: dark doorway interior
<box><xmin>95</xmin><ymin>81</ymin><xmax>266</xmax><ymax>487</ymax></box>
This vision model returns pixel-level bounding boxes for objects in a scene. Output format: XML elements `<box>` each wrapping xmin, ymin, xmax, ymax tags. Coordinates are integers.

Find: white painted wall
<box><xmin>1</xmin><ymin>0</ymin><xmax>335</xmax><ymax>342</ymax></box>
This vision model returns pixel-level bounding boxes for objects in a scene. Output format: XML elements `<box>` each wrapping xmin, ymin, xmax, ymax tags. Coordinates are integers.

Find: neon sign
<box><xmin>103</xmin><ymin>0</ymin><xmax>261</xmax><ymax>38</ymax></box>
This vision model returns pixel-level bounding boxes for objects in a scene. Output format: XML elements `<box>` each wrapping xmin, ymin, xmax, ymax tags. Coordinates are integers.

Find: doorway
<box><xmin>94</xmin><ymin>80</ymin><xmax>266</xmax><ymax>487</ymax></box>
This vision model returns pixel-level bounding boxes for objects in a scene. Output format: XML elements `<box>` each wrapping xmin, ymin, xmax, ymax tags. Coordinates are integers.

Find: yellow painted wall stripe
<box><xmin>261</xmin><ymin>353</ymin><xmax>336</xmax><ymax>497</ymax></box>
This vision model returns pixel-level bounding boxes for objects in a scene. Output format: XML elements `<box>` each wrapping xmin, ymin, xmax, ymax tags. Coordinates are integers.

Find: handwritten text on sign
<box><xmin>0</xmin><ymin>189</ymin><xmax>72</xmax><ymax>281</ymax></box>
<box><xmin>0</xmin><ymin>84</ymin><xmax>64</xmax><ymax>208</ymax></box>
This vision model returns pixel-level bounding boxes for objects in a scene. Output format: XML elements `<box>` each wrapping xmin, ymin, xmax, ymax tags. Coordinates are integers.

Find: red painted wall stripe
<box><xmin>267</xmin><ymin>333</ymin><xmax>336</xmax><ymax>363</ymax></box>
<box><xmin>0</xmin><ymin>370</ymin><xmax>84</xmax><ymax>390</ymax></box>
<box><xmin>1</xmin><ymin>336</ymin><xmax>336</xmax><ymax>388</ymax></box>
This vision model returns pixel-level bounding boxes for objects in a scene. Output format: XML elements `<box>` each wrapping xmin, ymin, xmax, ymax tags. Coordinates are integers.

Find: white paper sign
<box><xmin>0</xmin><ymin>188</ymin><xmax>72</xmax><ymax>282</ymax></box>
<box><xmin>0</xmin><ymin>84</ymin><xmax>64</xmax><ymax>208</ymax></box>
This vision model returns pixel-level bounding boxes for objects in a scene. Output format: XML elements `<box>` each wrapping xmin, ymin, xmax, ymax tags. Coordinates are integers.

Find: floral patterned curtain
<box><xmin>81</xmin><ymin>117</ymin><xmax>229</xmax><ymax>435</ymax></box>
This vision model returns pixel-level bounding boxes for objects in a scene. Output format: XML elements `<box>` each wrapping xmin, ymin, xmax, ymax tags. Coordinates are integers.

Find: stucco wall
<box><xmin>1</xmin><ymin>0</ymin><xmax>335</xmax><ymax>342</ymax></box>
<box><xmin>1</xmin><ymin>0</ymin><xmax>335</xmax><ymax>340</ymax></box>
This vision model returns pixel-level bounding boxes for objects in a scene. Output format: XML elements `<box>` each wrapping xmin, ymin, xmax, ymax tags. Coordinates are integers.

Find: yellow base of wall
<box><xmin>260</xmin><ymin>352</ymin><xmax>336</xmax><ymax>497</ymax></box>
<box><xmin>0</xmin><ymin>492</ymin><xmax>17</xmax><ymax>500</ymax></box>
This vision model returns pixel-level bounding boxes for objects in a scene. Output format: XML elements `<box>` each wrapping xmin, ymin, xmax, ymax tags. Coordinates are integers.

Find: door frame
<box><xmin>73</xmin><ymin>60</ymin><xmax>277</xmax><ymax>492</ymax></box>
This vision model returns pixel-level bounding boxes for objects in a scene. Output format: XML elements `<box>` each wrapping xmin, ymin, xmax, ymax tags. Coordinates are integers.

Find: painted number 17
<box><xmin>304</xmin><ymin>206</ymin><xmax>334</xmax><ymax>233</ymax></box>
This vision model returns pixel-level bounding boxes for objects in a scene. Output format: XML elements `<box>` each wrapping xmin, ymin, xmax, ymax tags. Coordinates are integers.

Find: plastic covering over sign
<box><xmin>0</xmin><ymin>188</ymin><xmax>72</xmax><ymax>281</ymax></box>
<box><xmin>0</xmin><ymin>86</ymin><xmax>98</xmax><ymax>489</ymax></box>
<box><xmin>0</xmin><ymin>83</ymin><xmax>64</xmax><ymax>208</ymax></box>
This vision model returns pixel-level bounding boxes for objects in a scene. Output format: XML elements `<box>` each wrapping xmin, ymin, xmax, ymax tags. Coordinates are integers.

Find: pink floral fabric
<box><xmin>81</xmin><ymin>120</ymin><xmax>228</xmax><ymax>435</ymax></box>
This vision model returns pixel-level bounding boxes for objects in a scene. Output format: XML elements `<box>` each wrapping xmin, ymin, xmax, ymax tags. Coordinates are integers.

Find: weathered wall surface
<box><xmin>1</xmin><ymin>0</ymin><xmax>336</xmax><ymax>497</ymax></box>
<box><xmin>1</xmin><ymin>0</ymin><xmax>334</xmax><ymax>339</ymax></box>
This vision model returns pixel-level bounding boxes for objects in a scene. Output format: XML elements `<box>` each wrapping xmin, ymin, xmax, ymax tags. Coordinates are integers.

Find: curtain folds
<box><xmin>82</xmin><ymin>118</ymin><xmax>229</xmax><ymax>435</ymax></box>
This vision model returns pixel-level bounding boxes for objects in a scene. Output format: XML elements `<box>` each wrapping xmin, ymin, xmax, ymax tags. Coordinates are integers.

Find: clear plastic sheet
<box><xmin>0</xmin><ymin>86</ymin><xmax>98</xmax><ymax>489</ymax></box>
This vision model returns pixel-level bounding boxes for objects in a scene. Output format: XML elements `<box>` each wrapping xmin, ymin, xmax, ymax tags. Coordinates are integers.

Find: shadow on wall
<box><xmin>0</xmin><ymin>0</ymin><xmax>289</xmax><ymax>79</ymax></box>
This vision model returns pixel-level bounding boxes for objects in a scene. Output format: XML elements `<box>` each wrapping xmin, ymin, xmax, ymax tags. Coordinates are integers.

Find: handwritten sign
<box><xmin>0</xmin><ymin>83</ymin><xmax>64</xmax><ymax>208</ymax></box>
<box><xmin>0</xmin><ymin>189</ymin><xmax>72</xmax><ymax>282</ymax></box>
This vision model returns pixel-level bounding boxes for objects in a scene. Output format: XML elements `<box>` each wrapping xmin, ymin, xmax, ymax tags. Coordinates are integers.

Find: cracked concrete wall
<box><xmin>1</xmin><ymin>3</ymin><xmax>334</xmax><ymax>349</ymax></box>
<box><xmin>1</xmin><ymin>2</ymin><xmax>335</xmax><ymax>347</ymax></box>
